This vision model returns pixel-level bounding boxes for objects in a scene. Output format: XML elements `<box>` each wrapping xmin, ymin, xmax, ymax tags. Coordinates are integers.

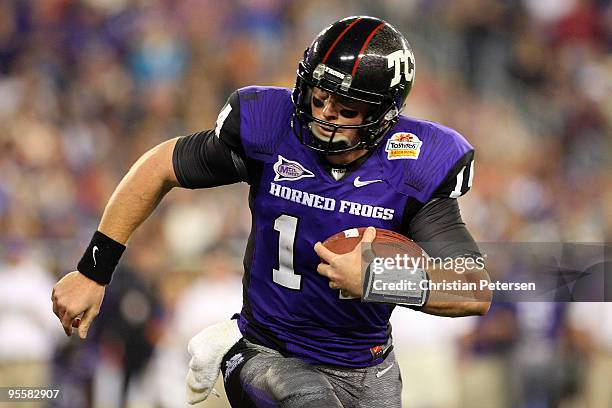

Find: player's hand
<box><xmin>314</xmin><ymin>226</ymin><xmax>376</xmax><ymax>298</ymax></box>
<box><xmin>51</xmin><ymin>271</ymin><xmax>105</xmax><ymax>339</ymax></box>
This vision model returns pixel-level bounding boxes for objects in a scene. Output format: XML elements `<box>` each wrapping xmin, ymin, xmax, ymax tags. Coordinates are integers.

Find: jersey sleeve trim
<box><xmin>215</xmin><ymin>91</ymin><xmax>245</xmax><ymax>158</ymax></box>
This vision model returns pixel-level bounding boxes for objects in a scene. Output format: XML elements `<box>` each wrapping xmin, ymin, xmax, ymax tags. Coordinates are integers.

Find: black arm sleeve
<box><xmin>172</xmin><ymin>130</ymin><xmax>248</xmax><ymax>189</ymax></box>
<box><xmin>406</xmin><ymin>197</ymin><xmax>482</xmax><ymax>259</ymax></box>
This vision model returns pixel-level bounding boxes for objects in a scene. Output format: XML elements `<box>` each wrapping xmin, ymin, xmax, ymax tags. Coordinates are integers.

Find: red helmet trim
<box><xmin>351</xmin><ymin>22</ymin><xmax>386</xmax><ymax>76</ymax></box>
<box><xmin>322</xmin><ymin>17</ymin><xmax>363</xmax><ymax>64</ymax></box>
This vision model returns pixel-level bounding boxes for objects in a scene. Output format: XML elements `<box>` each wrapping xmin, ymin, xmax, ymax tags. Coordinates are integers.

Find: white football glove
<box><xmin>186</xmin><ymin>319</ymin><xmax>242</xmax><ymax>405</ymax></box>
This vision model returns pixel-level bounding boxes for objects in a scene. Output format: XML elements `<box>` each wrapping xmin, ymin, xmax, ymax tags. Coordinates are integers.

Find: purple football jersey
<box><xmin>227</xmin><ymin>86</ymin><xmax>473</xmax><ymax>367</ymax></box>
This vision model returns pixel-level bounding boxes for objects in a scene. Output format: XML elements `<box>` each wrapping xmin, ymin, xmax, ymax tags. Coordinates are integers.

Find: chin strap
<box><xmin>318</xmin><ymin>147</ymin><xmax>375</xmax><ymax>175</ymax></box>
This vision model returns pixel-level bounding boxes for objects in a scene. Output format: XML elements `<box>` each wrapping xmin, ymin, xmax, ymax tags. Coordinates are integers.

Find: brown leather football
<box><xmin>322</xmin><ymin>227</ymin><xmax>425</xmax><ymax>259</ymax></box>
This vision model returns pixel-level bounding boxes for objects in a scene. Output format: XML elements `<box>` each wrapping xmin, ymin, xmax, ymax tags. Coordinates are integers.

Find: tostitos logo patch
<box><xmin>385</xmin><ymin>132</ymin><xmax>423</xmax><ymax>160</ymax></box>
<box><xmin>273</xmin><ymin>155</ymin><xmax>315</xmax><ymax>182</ymax></box>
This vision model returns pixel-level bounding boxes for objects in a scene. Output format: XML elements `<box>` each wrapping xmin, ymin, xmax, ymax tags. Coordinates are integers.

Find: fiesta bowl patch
<box><xmin>385</xmin><ymin>132</ymin><xmax>423</xmax><ymax>160</ymax></box>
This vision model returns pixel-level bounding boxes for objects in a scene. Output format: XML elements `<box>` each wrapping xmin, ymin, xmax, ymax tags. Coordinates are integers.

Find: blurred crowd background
<box><xmin>0</xmin><ymin>0</ymin><xmax>610</xmax><ymax>407</ymax></box>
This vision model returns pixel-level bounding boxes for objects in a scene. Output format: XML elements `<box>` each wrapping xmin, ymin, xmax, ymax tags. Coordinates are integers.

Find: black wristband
<box><xmin>77</xmin><ymin>231</ymin><xmax>126</xmax><ymax>285</ymax></box>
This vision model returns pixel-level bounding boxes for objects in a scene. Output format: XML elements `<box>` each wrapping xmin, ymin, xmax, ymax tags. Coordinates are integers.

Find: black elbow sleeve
<box><xmin>172</xmin><ymin>130</ymin><xmax>247</xmax><ymax>189</ymax></box>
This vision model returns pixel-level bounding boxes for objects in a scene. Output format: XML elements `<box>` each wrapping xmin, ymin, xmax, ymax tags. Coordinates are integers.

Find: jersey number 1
<box><xmin>272</xmin><ymin>215</ymin><xmax>358</xmax><ymax>299</ymax></box>
<box><xmin>273</xmin><ymin>215</ymin><xmax>301</xmax><ymax>290</ymax></box>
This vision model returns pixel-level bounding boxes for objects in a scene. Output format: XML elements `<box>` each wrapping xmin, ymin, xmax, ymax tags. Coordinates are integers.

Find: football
<box><xmin>322</xmin><ymin>227</ymin><xmax>425</xmax><ymax>259</ymax></box>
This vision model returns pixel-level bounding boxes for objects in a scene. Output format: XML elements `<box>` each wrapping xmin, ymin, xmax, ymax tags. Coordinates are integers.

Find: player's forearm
<box><xmin>420</xmin><ymin>267</ymin><xmax>492</xmax><ymax>317</ymax></box>
<box><xmin>98</xmin><ymin>138</ymin><xmax>180</xmax><ymax>244</ymax></box>
<box><xmin>420</xmin><ymin>300</ymin><xmax>490</xmax><ymax>317</ymax></box>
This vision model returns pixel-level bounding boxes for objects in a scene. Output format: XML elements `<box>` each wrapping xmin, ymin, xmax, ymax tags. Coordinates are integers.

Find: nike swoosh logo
<box><xmin>92</xmin><ymin>246</ymin><xmax>99</xmax><ymax>267</ymax></box>
<box><xmin>376</xmin><ymin>363</ymin><xmax>394</xmax><ymax>378</ymax></box>
<box><xmin>353</xmin><ymin>177</ymin><xmax>383</xmax><ymax>188</ymax></box>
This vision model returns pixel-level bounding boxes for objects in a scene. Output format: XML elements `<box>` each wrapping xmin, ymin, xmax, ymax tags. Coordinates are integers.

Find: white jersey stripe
<box><xmin>467</xmin><ymin>160</ymin><xmax>475</xmax><ymax>188</ymax></box>
<box><xmin>450</xmin><ymin>166</ymin><xmax>466</xmax><ymax>198</ymax></box>
<box><xmin>215</xmin><ymin>103</ymin><xmax>232</xmax><ymax>138</ymax></box>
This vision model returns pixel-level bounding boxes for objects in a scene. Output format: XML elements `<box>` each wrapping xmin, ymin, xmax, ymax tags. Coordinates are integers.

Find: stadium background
<box><xmin>0</xmin><ymin>0</ymin><xmax>610</xmax><ymax>407</ymax></box>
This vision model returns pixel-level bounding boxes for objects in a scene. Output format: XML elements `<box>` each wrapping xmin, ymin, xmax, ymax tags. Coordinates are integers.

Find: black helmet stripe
<box><xmin>322</xmin><ymin>17</ymin><xmax>362</xmax><ymax>64</ymax></box>
<box><xmin>322</xmin><ymin>18</ymin><xmax>385</xmax><ymax>75</ymax></box>
<box><xmin>351</xmin><ymin>22</ymin><xmax>386</xmax><ymax>76</ymax></box>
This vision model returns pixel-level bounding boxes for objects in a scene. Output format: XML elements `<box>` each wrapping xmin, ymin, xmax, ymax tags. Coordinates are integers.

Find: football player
<box><xmin>52</xmin><ymin>16</ymin><xmax>491</xmax><ymax>407</ymax></box>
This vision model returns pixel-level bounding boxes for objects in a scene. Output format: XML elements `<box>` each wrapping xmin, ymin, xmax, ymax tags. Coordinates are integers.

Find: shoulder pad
<box><xmin>379</xmin><ymin>117</ymin><xmax>474</xmax><ymax>203</ymax></box>
<box><xmin>237</xmin><ymin>86</ymin><xmax>294</xmax><ymax>162</ymax></box>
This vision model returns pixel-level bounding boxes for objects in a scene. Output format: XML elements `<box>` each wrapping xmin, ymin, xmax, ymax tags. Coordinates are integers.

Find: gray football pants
<box><xmin>221</xmin><ymin>339</ymin><xmax>402</xmax><ymax>408</ymax></box>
